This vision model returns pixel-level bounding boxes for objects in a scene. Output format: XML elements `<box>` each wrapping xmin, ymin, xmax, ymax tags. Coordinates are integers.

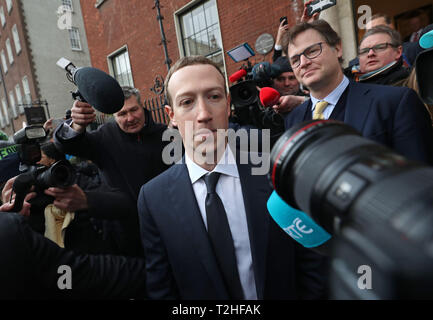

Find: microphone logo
<box><xmin>284</xmin><ymin>217</ymin><xmax>313</xmax><ymax>239</ymax></box>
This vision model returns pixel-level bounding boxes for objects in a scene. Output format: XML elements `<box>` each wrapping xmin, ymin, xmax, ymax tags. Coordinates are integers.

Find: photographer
<box><xmin>2</xmin><ymin>142</ymin><xmax>138</xmax><ymax>256</ymax></box>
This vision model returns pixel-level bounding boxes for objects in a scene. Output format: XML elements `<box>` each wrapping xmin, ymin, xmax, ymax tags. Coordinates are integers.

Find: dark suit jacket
<box><xmin>0</xmin><ymin>212</ymin><xmax>147</xmax><ymax>299</ymax></box>
<box><xmin>284</xmin><ymin>81</ymin><xmax>433</xmax><ymax>165</ymax></box>
<box><xmin>138</xmin><ymin>153</ymin><xmax>328</xmax><ymax>300</ymax></box>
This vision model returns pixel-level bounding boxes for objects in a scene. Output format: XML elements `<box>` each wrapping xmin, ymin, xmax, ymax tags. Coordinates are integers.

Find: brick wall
<box><xmin>80</xmin><ymin>0</ymin><xmax>303</xmax><ymax>99</ymax></box>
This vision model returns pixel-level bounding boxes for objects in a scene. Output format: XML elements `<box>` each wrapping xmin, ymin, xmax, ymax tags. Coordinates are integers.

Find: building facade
<box><xmin>0</xmin><ymin>0</ymin><xmax>91</xmax><ymax>137</ymax></box>
<box><xmin>79</xmin><ymin>0</ymin><xmax>431</xmax><ymax>122</ymax></box>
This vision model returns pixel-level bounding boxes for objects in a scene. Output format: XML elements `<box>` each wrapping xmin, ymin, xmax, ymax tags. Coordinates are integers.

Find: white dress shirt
<box><xmin>184</xmin><ymin>146</ymin><xmax>258</xmax><ymax>300</ymax></box>
<box><xmin>310</xmin><ymin>76</ymin><xmax>350</xmax><ymax>119</ymax></box>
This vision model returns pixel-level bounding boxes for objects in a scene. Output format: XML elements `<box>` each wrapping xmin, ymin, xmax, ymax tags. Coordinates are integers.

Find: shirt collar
<box><xmin>310</xmin><ymin>76</ymin><xmax>349</xmax><ymax>110</ymax></box>
<box><xmin>185</xmin><ymin>145</ymin><xmax>239</xmax><ymax>184</ymax></box>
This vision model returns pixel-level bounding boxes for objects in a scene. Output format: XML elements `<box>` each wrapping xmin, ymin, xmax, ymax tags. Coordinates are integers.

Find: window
<box><xmin>6</xmin><ymin>0</ymin><xmax>12</xmax><ymax>14</ymax></box>
<box><xmin>178</xmin><ymin>0</ymin><xmax>224</xmax><ymax>71</ymax></box>
<box><xmin>1</xmin><ymin>50</ymin><xmax>7</xmax><ymax>73</ymax></box>
<box><xmin>9</xmin><ymin>91</ymin><xmax>16</xmax><ymax>118</ymax></box>
<box><xmin>22</xmin><ymin>76</ymin><xmax>31</xmax><ymax>104</ymax></box>
<box><xmin>109</xmin><ymin>48</ymin><xmax>134</xmax><ymax>86</ymax></box>
<box><xmin>6</xmin><ymin>38</ymin><xmax>13</xmax><ymax>64</ymax></box>
<box><xmin>1</xmin><ymin>98</ymin><xmax>8</xmax><ymax>125</ymax></box>
<box><xmin>62</xmin><ymin>0</ymin><xmax>73</xmax><ymax>11</ymax></box>
<box><xmin>12</xmin><ymin>24</ymin><xmax>21</xmax><ymax>54</ymax></box>
<box><xmin>15</xmin><ymin>84</ymin><xmax>23</xmax><ymax>114</ymax></box>
<box><xmin>68</xmin><ymin>27</ymin><xmax>82</xmax><ymax>50</ymax></box>
<box><xmin>0</xmin><ymin>7</ymin><xmax>5</xmax><ymax>27</ymax></box>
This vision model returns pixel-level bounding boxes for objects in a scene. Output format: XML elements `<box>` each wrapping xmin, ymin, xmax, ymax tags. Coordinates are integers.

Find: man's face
<box><xmin>37</xmin><ymin>151</ymin><xmax>55</xmax><ymax>167</ymax></box>
<box><xmin>359</xmin><ymin>33</ymin><xmax>402</xmax><ymax>73</ymax></box>
<box><xmin>272</xmin><ymin>71</ymin><xmax>300</xmax><ymax>96</ymax></box>
<box><xmin>165</xmin><ymin>64</ymin><xmax>230</xmax><ymax>158</ymax></box>
<box><xmin>288</xmin><ymin>29</ymin><xmax>342</xmax><ymax>93</ymax></box>
<box><xmin>114</xmin><ymin>96</ymin><xmax>146</xmax><ymax>134</ymax></box>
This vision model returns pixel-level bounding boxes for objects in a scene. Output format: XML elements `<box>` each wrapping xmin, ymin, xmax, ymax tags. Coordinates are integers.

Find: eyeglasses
<box><xmin>358</xmin><ymin>42</ymin><xmax>398</xmax><ymax>56</ymax></box>
<box><xmin>289</xmin><ymin>42</ymin><xmax>324</xmax><ymax>68</ymax></box>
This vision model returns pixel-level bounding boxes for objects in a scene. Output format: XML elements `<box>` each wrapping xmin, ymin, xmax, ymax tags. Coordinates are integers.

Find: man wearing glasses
<box><xmin>284</xmin><ymin>20</ymin><xmax>433</xmax><ymax>165</ymax></box>
<box><xmin>352</xmin><ymin>25</ymin><xmax>410</xmax><ymax>86</ymax></box>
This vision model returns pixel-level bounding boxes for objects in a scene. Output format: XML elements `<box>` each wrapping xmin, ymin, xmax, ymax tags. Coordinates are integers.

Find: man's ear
<box><xmin>395</xmin><ymin>45</ymin><xmax>403</xmax><ymax>60</ymax></box>
<box><xmin>165</xmin><ymin>105</ymin><xmax>176</xmax><ymax>127</ymax></box>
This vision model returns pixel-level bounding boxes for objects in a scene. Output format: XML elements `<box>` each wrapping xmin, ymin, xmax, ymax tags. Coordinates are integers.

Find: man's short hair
<box><xmin>40</xmin><ymin>142</ymin><xmax>65</xmax><ymax>162</ymax></box>
<box><xmin>368</xmin><ymin>13</ymin><xmax>393</xmax><ymax>26</ymax></box>
<box><xmin>286</xmin><ymin>20</ymin><xmax>343</xmax><ymax>64</ymax></box>
<box><xmin>164</xmin><ymin>55</ymin><xmax>226</xmax><ymax>106</ymax></box>
<box><xmin>122</xmin><ymin>86</ymin><xmax>142</xmax><ymax>106</ymax></box>
<box><xmin>361</xmin><ymin>25</ymin><xmax>402</xmax><ymax>48</ymax></box>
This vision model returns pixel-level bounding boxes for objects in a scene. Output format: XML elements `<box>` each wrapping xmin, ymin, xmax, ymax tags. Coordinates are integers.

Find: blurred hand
<box><xmin>44</xmin><ymin>184</ymin><xmax>88</xmax><ymax>212</ymax></box>
<box><xmin>276</xmin><ymin>20</ymin><xmax>290</xmax><ymax>47</ymax></box>
<box><xmin>70</xmin><ymin>100</ymin><xmax>96</xmax><ymax>132</ymax></box>
<box><xmin>301</xmin><ymin>0</ymin><xmax>321</xmax><ymax>23</ymax></box>
<box><xmin>1</xmin><ymin>177</ymin><xmax>36</xmax><ymax>216</ymax></box>
<box><xmin>273</xmin><ymin>95</ymin><xmax>305</xmax><ymax>114</ymax></box>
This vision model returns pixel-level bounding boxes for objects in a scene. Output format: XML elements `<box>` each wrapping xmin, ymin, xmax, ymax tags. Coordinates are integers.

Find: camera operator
<box><xmin>284</xmin><ymin>19</ymin><xmax>433</xmax><ymax>165</ymax></box>
<box><xmin>271</xmin><ymin>56</ymin><xmax>308</xmax><ymax>114</ymax></box>
<box><xmin>2</xmin><ymin>142</ymin><xmax>138</xmax><ymax>256</ymax></box>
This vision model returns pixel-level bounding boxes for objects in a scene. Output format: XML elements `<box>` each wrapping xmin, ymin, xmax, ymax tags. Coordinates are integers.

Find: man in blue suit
<box><xmin>284</xmin><ymin>20</ymin><xmax>433</xmax><ymax>165</ymax></box>
<box><xmin>138</xmin><ymin>56</ymin><xmax>328</xmax><ymax>300</ymax></box>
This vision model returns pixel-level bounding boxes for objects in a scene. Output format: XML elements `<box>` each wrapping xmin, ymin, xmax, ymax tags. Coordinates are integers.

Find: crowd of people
<box><xmin>0</xmin><ymin>1</ymin><xmax>433</xmax><ymax>300</ymax></box>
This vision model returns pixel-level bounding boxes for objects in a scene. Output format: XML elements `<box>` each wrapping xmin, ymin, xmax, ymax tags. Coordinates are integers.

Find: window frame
<box><xmin>12</xmin><ymin>24</ymin><xmax>21</xmax><ymax>54</ymax></box>
<box><xmin>68</xmin><ymin>27</ymin><xmax>82</xmax><ymax>51</ymax></box>
<box><xmin>107</xmin><ymin>45</ymin><xmax>134</xmax><ymax>87</ymax></box>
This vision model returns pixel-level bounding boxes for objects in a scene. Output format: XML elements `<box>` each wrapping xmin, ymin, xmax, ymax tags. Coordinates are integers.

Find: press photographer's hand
<box><xmin>44</xmin><ymin>184</ymin><xmax>88</xmax><ymax>212</ymax></box>
<box><xmin>70</xmin><ymin>100</ymin><xmax>96</xmax><ymax>132</ymax></box>
<box><xmin>0</xmin><ymin>176</ymin><xmax>36</xmax><ymax>216</ymax></box>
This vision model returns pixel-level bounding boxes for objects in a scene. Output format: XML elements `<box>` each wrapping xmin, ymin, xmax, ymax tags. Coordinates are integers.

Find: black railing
<box><xmin>143</xmin><ymin>95</ymin><xmax>169</xmax><ymax>125</ymax></box>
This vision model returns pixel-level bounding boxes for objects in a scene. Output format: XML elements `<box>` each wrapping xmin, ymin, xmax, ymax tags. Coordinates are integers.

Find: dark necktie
<box><xmin>203</xmin><ymin>172</ymin><xmax>244</xmax><ymax>300</ymax></box>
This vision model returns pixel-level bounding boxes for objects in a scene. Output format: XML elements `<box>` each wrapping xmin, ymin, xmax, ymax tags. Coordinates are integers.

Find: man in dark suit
<box><xmin>284</xmin><ymin>20</ymin><xmax>433</xmax><ymax>165</ymax></box>
<box><xmin>138</xmin><ymin>56</ymin><xmax>328</xmax><ymax>300</ymax></box>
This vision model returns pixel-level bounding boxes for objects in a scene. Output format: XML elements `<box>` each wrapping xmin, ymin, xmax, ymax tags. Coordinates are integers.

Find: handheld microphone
<box><xmin>229</xmin><ymin>69</ymin><xmax>247</xmax><ymax>83</ymax></box>
<box><xmin>56</xmin><ymin>58</ymin><xmax>124</xmax><ymax>114</ymax></box>
<box><xmin>267</xmin><ymin>191</ymin><xmax>331</xmax><ymax>249</ymax></box>
<box><xmin>259</xmin><ymin>87</ymin><xmax>280</xmax><ymax>108</ymax></box>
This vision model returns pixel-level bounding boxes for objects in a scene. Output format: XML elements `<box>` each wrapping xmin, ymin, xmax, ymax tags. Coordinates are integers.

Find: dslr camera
<box><xmin>10</xmin><ymin>125</ymin><xmax>75</xmax><ymax>212</ymax></box>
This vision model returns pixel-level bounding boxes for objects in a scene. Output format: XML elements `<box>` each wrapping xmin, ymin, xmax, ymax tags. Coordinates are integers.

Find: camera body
<box><xmin>11</xmin><ymin>126</ymin><xmax>75</xmax><ymax>212</ymax></box>
<box><xmin>270</xmin><ymin>120</ymin><xmax>433</xmax><ymax>298</ymax></box>
<box><xmin>229</xmin><ymin>62</ymin><xmax>285</xmax><ymax>143</ymax></box>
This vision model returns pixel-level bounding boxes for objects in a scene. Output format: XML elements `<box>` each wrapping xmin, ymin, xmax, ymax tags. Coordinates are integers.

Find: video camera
<box><xmin>269</xmin><ymin>120</ymin><xmax>433</xmax><ymax>299</ymax></box>
<box><xmin>10</xmin><ymin>125</ymin><xmax>75</xmax><ymax>212</ymax></box>
<box><xmin>227</xmin><ymin>43</ymin><xmax>285</xmax><ymax>143</ymax></box>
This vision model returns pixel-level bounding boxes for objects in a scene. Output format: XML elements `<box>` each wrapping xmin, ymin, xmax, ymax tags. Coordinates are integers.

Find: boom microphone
<box><xmin>56</xmin><ymin>58</ymin><xmax>124</xmax><ymax>114</ymax></box>
<box><xmin>229</xmin><ymin>69</ymin><xmax>247</xmax><ymax>83</ymax></box>
<box><xmin>259</xmin><ymin>87</ymin><xmax>280</xmax><ymax>108</ymax></box>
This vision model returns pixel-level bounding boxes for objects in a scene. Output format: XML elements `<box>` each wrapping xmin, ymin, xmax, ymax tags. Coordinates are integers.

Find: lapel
<box><xmin>236</xmin><ymin>153</ymin><xmax>271</xmax><ymax>300</ymax></box>
<box><xmin>167</xmin><ymin>162</ymin><xmax>228</xmax><ymax>297</ymax></box>
<box><xmin>343</xmin><ymin>81</ymin><xmax>374</xmax><ymax>133</ymax></box>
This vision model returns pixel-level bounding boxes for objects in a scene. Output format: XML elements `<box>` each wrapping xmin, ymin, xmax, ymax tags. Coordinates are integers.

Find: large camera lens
<box><xmin>239</xmin><ymin>87</ymin><xmax>253</xmax><ymax>101</ymax></box>
<box><xmin>229</xmin><ymin>80</ymin><xmax>259</xmax><ymax>107</ymax></box>
<box><xmin>270</xmin><ymin>120</ymin><xmax>433</xmax><ymax>235</ymax></box>
<box><xmin>270</xmin><ymin>120</ymin><xmax>433</xmax><ymax>298</ymax></box>
<box><xmin>36</xmin><ymin>160</ymin><xmax>75</xmax><ymax>189</ymax></box>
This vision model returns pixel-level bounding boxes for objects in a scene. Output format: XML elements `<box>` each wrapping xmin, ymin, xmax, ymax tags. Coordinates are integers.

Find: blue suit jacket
<box><xmin>284</xmin><ymin>81</ymin><xmax>433</xmax><ymax>165</ymax></box>
<box><xmin>138</xmin><ymin>154</ymin><xmax>328</xmax><ymax>300</ymax></box>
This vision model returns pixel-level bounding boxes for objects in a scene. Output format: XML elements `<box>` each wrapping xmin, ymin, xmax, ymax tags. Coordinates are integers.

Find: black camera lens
<box><xmin>239</xmin><ymin>87</ymin><xmax>252</xmax><ymax>101</ymax></box>
<box><xmin>36</xmin><ymin>160</ymin><xmax>75</xmax><ymax>189</ymax></box>
<box><xmin>269</xmin><ymin>120</ymin><xmax>433</xmax><ymax>234</ymax></box>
